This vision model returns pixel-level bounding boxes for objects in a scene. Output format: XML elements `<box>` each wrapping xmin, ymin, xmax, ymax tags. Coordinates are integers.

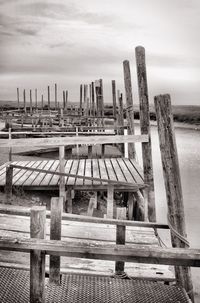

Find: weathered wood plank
<box><xmin>111</xmin><ymin>158</ymin><xmax>126</xmax><ymax>182</ymax></box>
<box><xmin>107</xmin><ymin>185</ymin><xmax>114</xmax><ymax>219</ymax></box>
<box><xmin>0</xmin><ymin>134</ymin><xmax>149</xmax><ymax>147</ymax></box>
<box><xmin>63</xmin><ymin>159</ymin><xmax>73</xmax><ymax>185</ymax></box>
<box><xmin>49</xmin><ymin>197</ymin><xmax>63</xmax><ymax>284</ymax></box>
<box><xmin>29</xmin><ymin>161</ymin><xmax>49</xmax><ymax>186</ymax></box>
<box><xmin>98</xmin><ymin>159</ymin><xmax>108</xmax><ymax>185</ymax></box>
<box><xmin>41</xmin><ymin>160</ymin><xmax>58</xmax><ymax>186</ymax></box>
<box><xmin>129</xmin><ymin>159</ymin><xmax>144</xmax><ymax>182</ymax></box>
<box><xmin>67</xmin><ymin>160</ymin><xmax>79</xmax><ymax>185</ymax></box>
<box><xmin>20</xmin><ymin>161</ymin><xmax>44</xmax><ymax>186</ymax></box>
<box><xmin>115</xmin><ymin>208</ymin><xmax>126</xmax><ymax>273</ymax></box>
<box><xmin>117</xmin><ymin>158</ymin><xmax>135</xmax><ymax>183</ymax></box>
<box><xmin>91</xmin><ymin>159</ymin><xmax>101</xmax><ymax>185</ymax></box>
<box><xmin>31</xmin><ymin>160</ymin><xmax>55</xmax><ymax>186</ymax></box>
<box><xmin>30</xmin><ymin>206</ymin><xmax>46</xmax><ymax>303</ymax></box>
<box><xmin>1</xmin><ymin>236</ymin><xmax>200</xmax><ymax>268</ymax></box>
<box><xmin>14</xmin><ymin>161</ymin><xmax>37</xmax><ymax>185</ymax></box>
<box><xmin>22</xmin><ymin>161</ymin><xmax>43</xmax><ymax>185</ymax></box>
<box><xmin>84</xmin><ymin>159</ymin><xmax>92</xmax><ymax>185</ymax></box>
<box><xmin>75</xmin><ymin>159</ymin><xmax>85</xmax><ymax>186</ymax></box>
<box><xmin>104</xmin><ymin>159</ymin><xmax>117</xmax><ymax>182</ymax></box>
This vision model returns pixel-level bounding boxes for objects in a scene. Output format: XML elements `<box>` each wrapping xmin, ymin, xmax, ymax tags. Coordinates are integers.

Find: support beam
<box><xmin>55</xmin><ymin>83</ymin><xmax>57</xmax><ymax>110</ymax></box>
<box><xmin>30</xmin><ymin>206</ymin><xmax>46</xmax><ymax>303</ymax></box>
<box><xmin>35</xmin><ymin>89</ymin><xmax>37</xmax><ymax>110</ymax></box>
<box><xmin>23</xmin><ymin>89</ymin><xmax>26</xmax><ymax>113</ymax></box>
<box><xmin>47</xmin><ymin>86</ymin><xmax>50</xmax><ymax>110</ymax></box>
<box><xmin>154</xmin><ymin>94</ymin><xmax>194</xmax><ymax>302</ymax></box>
<box><xmin>115</xmin><ymin>207</ymin><xmax>126</xmax><ymax>274</ymax></box>
<box><xmin>5</xmin><ymin>165</ymin><xmax>13</xmax><ymax>202</ymax></box>
<box><xmin>17</xmin><ymin>88</ymin><xmax>20</xmax><ymax>110</ymax></box>
<box><xmin>80</xmin><ymin>84</ymin><xmax>83</xmax><ymax>116</ymax></box>
<box><xmin>111</xmin><ymin>80</ymin><xmax>117</xmax><ymax>120</ymax></box>
<box><xmin>123</xmin><ymin>60</ymin><xmax>136</xmax><ymax>159</ymax></box>
<box><xmin>59</xmin><ymin>146</ymin><xmax>66</xmax><ymax>211</ymax></box>
<box><xmin>135</xmin><ymin>46</ymin><xmax>156</xmax><ymax>222</ymax></box>
<box><xmin>49</xmin><ymin>197</ymin><xmax>63</xmax><ymax>284</ymax></box>
<box><xmin>117</xmin><ymin>90</ymin><xmax>125</xmax><ymax>156</ymax></box>
<box><xmin>30</xmin><ymin>89</ymin><xmax>32</xmax><ymax>114</ymax></box>
<box><xmin>107</xmin><ymin>185</ymin><xmax>114</xmax><ymax>218</ymax></box>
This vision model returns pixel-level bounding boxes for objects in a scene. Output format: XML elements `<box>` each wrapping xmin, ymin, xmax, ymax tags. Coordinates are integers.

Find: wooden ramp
<box><xmin>0</xmin><ymin>158</ymin><xmax>144</xmax><ymax>191</ymax></box>
<box><xmin>0</xmin><ymin>212</ymin><xmax>174</xmax><ymax>282</ymax></box>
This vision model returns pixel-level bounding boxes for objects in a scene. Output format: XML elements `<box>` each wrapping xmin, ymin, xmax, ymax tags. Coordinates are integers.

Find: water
<box><xmin>135</xmin><ymin>125</ymin><xmax>200</xmax><ymax>301</ymax></box>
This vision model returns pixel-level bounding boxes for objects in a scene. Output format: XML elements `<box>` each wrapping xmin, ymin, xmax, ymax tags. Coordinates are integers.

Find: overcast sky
<box><xmin>0</xmin><ymin>0</ymin><xmax>200</xmax><ymax>105</ymax></box>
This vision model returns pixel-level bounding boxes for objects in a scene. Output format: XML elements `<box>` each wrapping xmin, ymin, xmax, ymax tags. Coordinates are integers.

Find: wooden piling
<box><xmin>123</xmin><ymin>60</ymin><xmax>136</xmax><ymax>159</ymax></box>
<box><xmin>55</xmin><ymin>83</ymin><xmax>57</xmax><ymax>110</ymax></box>
<box><xmin>107</xmin><ymin>185</ymin><xmax>114</xmax><ymax>218</ymax></box>
<box><xmin>49</xmin><ymin>197</ymin><xmax>63</xmax><ymax>284</ymax></box>
<box><xmin>80</xmin><ymin>84</ymin><xmax>83</xmax><ymax>116</ymax></box>
<box><xmin>135</xmin><ymin>46</ymin><xmax>156</xmax><ymax>222</ymax></box>
<box><xmin>154</xmin><ymin>94</ymin><xmax>194</xmax><ymax>302</ymax></box>
<box><xmin>23</xmin><ymin>89</ymin><xmax>26</xmax><ymax>113</ymax></box>
<box><xmin>59</xmin><ymin>146</ymin><xmax>66</xmax><ymax>211</ymax></box>
<box><xmin>83</xmin><ymin>85</ymin><xmax>88</xmax><ymax>117</ymax></box>
<box><xmin>17</xmin><ymin>88</ymin><xmax>19</xmax><ymax>110</ymax></box>
<box><xmin>30</xmin><ymin>206</ymin><xmax>46</xmax><ymax>303</ymax></box>
<box><xmin>65</xmin><ymin>90</ymin><xmax>68</xmax><ymax>111</ymax></box>
<box><xmin>117</xmin><ymin>90</ymin><xmax>125</xmax><ymax>156</ymax></box>
<box><xmin>47</xmin><ymin>86</ymin><xmax>50</xmax><ymax>110</ymax></box>
<box><xmin>63</xmin><ymin>90</ymin><xmax>65</xmax><ymax>110</ymax></box>
<box><xmin>91</xmin><ymin>82</ymin><xmax>95</xmax><ymax>116</ymax></box>
<box><xmin>111</xmin><ymin>80</ymin><xmax>117</xmax><ymax>121</ymax></box>
<box><xmin>5</xmin><ymin>165</ymin><xmax>13</xmax><ymax>202</ymax></box>
<box><xmin>30</xmin><ymin>89</ymin><xmax>32</xmax><ymax>114</ymax></box>
<box><xmin>115</xmin><ymin>207</ymin><xmax>126</xmax><ymax>273</ymax></box>
<box><xmin>99</xmin><ymin>79</ymin><xmax>104</xmax><ymax>117</ymax></box>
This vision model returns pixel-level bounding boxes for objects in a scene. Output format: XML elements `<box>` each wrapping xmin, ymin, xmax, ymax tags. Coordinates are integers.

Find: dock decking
<box><xmin>0</xmin><ymin>158</ymin><xmax>144</xmax><ymax>190</ymax></box>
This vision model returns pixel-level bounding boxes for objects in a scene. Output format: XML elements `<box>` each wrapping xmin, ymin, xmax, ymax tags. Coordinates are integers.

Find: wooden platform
<box><xmin>0</xmin><ymin>211</ymin><xmax>175</xmax><ymax>282</ymax></box>
<box><xmin>0</xmin><ymin>158</ymin><xmax>144</xmax><ymax>191</ymax></box>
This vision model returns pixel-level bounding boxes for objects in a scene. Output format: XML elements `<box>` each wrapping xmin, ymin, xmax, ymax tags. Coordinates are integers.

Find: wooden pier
<box><xmin>0</xmin><ymin>46</ymin><xmax>197</xmax><ymax>302</ymax></box>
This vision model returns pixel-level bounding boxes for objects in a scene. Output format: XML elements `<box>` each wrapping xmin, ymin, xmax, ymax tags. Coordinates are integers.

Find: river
<box><xmin>135</xmin><ymin>124</ymin><xmax>200</xmax><ymax>302</ymax></box>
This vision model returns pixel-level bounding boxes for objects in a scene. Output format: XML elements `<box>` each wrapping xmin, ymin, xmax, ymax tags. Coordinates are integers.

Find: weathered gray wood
<box><xmin>87</xmin><ymin>197</ymin><xmax>97</xmax><ymax>216</ymax></box>
<box><xmin>117</xmin><ymin>91</ymin><xmax>125</xmax><ymax>156</ymax></box>
<box><xmin>23</xmin><ymin>89</ymin><xmax>26</xmax><ymax>113</ymax></box>
<box><xmin>0</xmin><ymin>134</ymin><xmax>149</xmax><ymax>148</ymax></box>
<box><xmin>55</xmin><ymin>84</ymin><xmax>57</xmax><ymax>110</ymax></box>
<box><xmin>30</xmin><ymin>89</ymin><xmax>32</xmax><ymax>114</ymax></box>
<box><xmin>123</xmin><ymin>60</ymin><xmax>136</xmax><ymax>159</ymax></box>
<box><xmin>84</xmin><ymin>85</ymin><xmax>88</xmax><ymax>117</ymax></box>
<box><xmin>99</xmin><ymin>79</ymin><xmax>104</xmax><ymax>118</ymax></box>
<box><xmin>88</xmin><ymin>145</ymin><xmax>92</xmax><ymax>158</ymax></box>
<box><xmin>1</xmin><ymin>236</ymin><xmax>200</xmax><ymax>267</ymax></box>
<box><xmin>111</xmin><ymin>80</ymin><xmax>117</xmax><ymax>120</ymax></box>
<box><xmin>107</xmin><ymin>185</ymin><xmax>114</xmax><ymax>218</ymax></box>
<box><xmin>17</xmin><ymin>88</ymin><xmax>19</xmax><ymax>110</ymax></box>
<box><xmin>0</xmin><ymin>204</ymin><xmax>169</xmax><ymax>229</ymax></box>
<box><xmin>66</xmin><ymin>187</ymin><xmax>73</xmax><ymax>213</ymax></box>
<box><xmin>47</xmin><ymin>86</ymin><xmax>50</xmax><ymax>110</ymax></box>
<box><xmin>8</xmin><ymin>128</ymin><xmax>12</xmax><ymax>161</ymax></box>
<box><xmin>5</xmin><ymin>165</ymin><xmax>13</xmax><ymax>202</ymax></box>
<box><xmin>133</xmin><ymin>190</ymin><xmax>146</xmax><ymax>221</ymax></box>
<box><xmin>91</xmin><ymin>82</ymin><xmax>95</xmax><ymax>116</ymax></box>
<box><xmin>30</xmin><ymin>206</ymin><xmax>46</xmax><ymax>303</ymax></box>
<box><xmin>65</xmin><ymin>90</ymin><xmax>68</xmax><ymax>111</ymax></box>
<box><xmin>49</xmin><ymin>197</ymin><xmax>63</xmax><ymax>284</ymax></box>
<box><xmin>115</xmin><ymin>207</ymin><xmax>126</xmax><ymax>273</ymax></box>
<box><xmin>154</xmin><ymin>94</ymin><xmax>194</xmax><ymax>302</ymax></box>
<box><xmin>80</xmin><ymin>84</ymin><xmax>83</xmax><ymax>115</ymax></box>
<box><xmin>59</xmin><ymin>146</ymin><xmax>66</xmax><ymax>210</ymax></box>
<box><xmin>135</xmin><ymin>46</ymin><xmax>156</xmax><ymax>222</ymax></box>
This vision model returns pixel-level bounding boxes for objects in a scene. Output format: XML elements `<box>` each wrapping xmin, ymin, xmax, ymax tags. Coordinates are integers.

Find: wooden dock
<box><xmin>0</xmin><ymin>158</ymin><xmax>144</xmax><ymax>191</ymax></box>
<box><xmin>0</xmin><ymin>208</ymin><xmax>174</xmax><ymax>282</ymax></box>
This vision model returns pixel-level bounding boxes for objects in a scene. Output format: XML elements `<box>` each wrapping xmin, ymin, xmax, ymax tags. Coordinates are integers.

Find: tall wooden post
<box><xmin>80</xmin><ymin>84</ymin><xmax>83</xmax><ymax>116</ymax></box>
<box><xmin>117</xmin><ymin>90</ymin><xmax>125</xmax><ymax>156</ymax></box>
<box><xmin>62</xmin><ymin>90</ymin><xmax>65</xmax><ymax>110</ymax></box>
<box><xmin>30</xmin><ymin>89</ymin><xmax>32</xmax><ymax>114</ymax></box>
<box><xmin>99</xmin><ymin>79</ymin><xmax>104</xmax><ymax>117</ymax></box>
<box><xmin>154</xmin><ymin>94</ymin><xmax>194</xmax><ymax>302</ymax></box>
<box><xmin>49</xmin><ymin>197</ymin><xmax>63</xmax><ymax>284</ymax></box>
<box><xmin>55</xmin><ymin>83</ymin><xmax>57</xmax><ymax>110</ymax></box>
<box><xmin>35</xmin><ymin>89</ymin><xmax>38</xmax><ymax>110</ymax></box>
<box><xmin>111</xmin><ymin>80</ymin><xmax>117</xmax><ymax>121</ymax></box>
<box><xmin>123</xmin><ymin>60</ymin><xmax>136</xmax><ymax>159</ymax></box>
<box><xmin>5</xmin><ymin>165</ymin><xmax>13</xmax><ymax>202</ymax></box>
<box><xmin>59</xmin><ymin>146</ymin><xmax>66</xmax><ymax>211</ymax></box>
<box><xmin>23</xmin><ymin>89</ymin><xmax>26</xmax><ymax>113</ymax></box>
<box><xmin>115</xmin><ymin>207</ymin><xmax>126</xmax><ymax>274</ymax></box>
<box><xmin>65</xmin><ymin>90</ymin><xmax>68</xmax><ymax>111</ymax></box>
<box><xmin>83</xmin><ymin>85</ymin><xmax>88</xmax><ymax>117</ymax></box>
<box><xmin>91</xmin><ymin>82</ymin><xmax>95</xmax><ymax>116</ymax></box>
<box><xmin>135</xmin><ymin>46</ymin><xmax>156</xmax><ymax>222</ymax></box>
<box><xmin>30</xmin><ymin>206</ymin><xmax>46</xmax><ymax>303</ymax></box>
<box><xmin>48</xmin><ymin>85</ymin><xmax>50</xmax><ymax>110</ymax></box>
<box><xmin>17</xmin><ymin>88</ymin><xmax>20</xmax><ymax>110</ymax></box>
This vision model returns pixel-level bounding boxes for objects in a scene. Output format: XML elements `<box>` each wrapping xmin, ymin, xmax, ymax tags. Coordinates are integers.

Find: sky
<box><xmin>0</xmin><ymin>0</ymin><xmax>200</xmax><ymax>105</ymax></box>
